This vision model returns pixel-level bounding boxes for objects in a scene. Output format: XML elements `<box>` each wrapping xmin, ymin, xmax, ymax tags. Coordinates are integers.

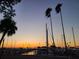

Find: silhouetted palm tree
<box><xmin>0</xmin><ymin>16</ymin><xmax>17</xmax><ymax>46</ymax></box>
<box><xmin>55</xmin><ymin>3</ymin><xmax>67</xmax><ymax>49</ymax></box>
<box><xmin>45</xmin><ymin>8</ymin><xmax>55</xmax><ymax>47</ymax></box>
<box><xmin>45</xmin><ymin>8</ymin><xmax>52</xmax><ymax>17</ymax></box>
<box><xmin>55</xmin><ymin>3</ymin><xmax>62</xmax><ymax>13</ymax></box>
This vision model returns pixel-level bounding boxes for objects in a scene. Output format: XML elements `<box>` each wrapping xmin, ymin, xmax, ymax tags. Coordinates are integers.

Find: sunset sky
<box><xmin>0</xmin><ymin>0</ymin><xmax>79</xmax><ymax>48</ymax></box>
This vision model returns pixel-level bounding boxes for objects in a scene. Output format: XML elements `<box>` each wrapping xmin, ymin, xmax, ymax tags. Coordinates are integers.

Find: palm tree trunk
<box><xmin>50</xmin><ymin>16</ymin><xmax>55</xmax><ymax>47</ymax></box>
<box><xmin>0</xmin><ymin>31</ymin><xmax>6</xmax><ymax>59</ymax></box>
<box><xmin>0</xmin><ymin>31</ymin><xmax>6</xmax><ymax>46</ymax></box>
<box><xmin>60</xmin><ymin>10</ymin><xmax>67</xmax><ymax>49</ymax></box>
<box><xmin>2</xmin><ymin>39</ymin><xmax>5</xmax><ymax>48</ymax></box>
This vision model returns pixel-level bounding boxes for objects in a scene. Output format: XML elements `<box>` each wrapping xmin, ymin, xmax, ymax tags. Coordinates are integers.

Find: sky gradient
<box><xmin>0</xmin><ymin>0</ymin><xmax>79</xmax><ymax>48</ymax></box>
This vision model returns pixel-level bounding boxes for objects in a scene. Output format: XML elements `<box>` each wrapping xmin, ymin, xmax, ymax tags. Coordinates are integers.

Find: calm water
<box><xmin>22</xmin><ymin>50</ymin><xmax>36</xmax><ymax>55</ymax></box>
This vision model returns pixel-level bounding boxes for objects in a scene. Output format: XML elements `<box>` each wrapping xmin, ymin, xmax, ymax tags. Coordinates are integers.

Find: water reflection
<box><xmin>22</xmin><ymin>51</ymin><xmax>36</xmax><ymax>55</ymax></box>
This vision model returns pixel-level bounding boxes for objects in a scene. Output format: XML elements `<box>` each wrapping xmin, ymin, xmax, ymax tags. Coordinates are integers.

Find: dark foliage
<box><xmin>45</xmin><ymin>8</ymin><xmax>52</xmax><ymax>17</ymax></box>
<box><xmin>0</xmin><ymin>0</ymin><xmax>21</xmax><ymax>17</ymax></box>
<box><xmin>55</xmin><ymin>3</ymin><xmax>62</xmax><ymax>13</ymax></box>
<box><xmin>0</xmin><ymin>16</ymin><xmax>17</xmax><ymax>45</ymax></box>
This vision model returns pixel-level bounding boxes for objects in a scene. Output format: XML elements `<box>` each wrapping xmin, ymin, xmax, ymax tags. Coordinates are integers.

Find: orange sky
<box><xmin>1</xmin><ymin>38</ymin><xmax>79</xmax><ymax>48</ymax></box>
<box><xmin>0</xmin><ymin>33</ymin><xmax>79</xmax><ymax>48</ymax></box>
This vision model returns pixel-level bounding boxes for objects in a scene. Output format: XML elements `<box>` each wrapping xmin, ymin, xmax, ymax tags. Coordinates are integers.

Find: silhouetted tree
<box><xmin>45</xmin><ymin>8</ymin><xmax>55</xmax><ymax>47</ymax></box>
<box><xmin>45</xmin><ymin>8</ymin><xmax>52</xmax><ymax>17</ymax></box>
<box><xmin>55</xmin><ymin>3</ymin><xmax>62</xmax><ymax>13</ymax></box>
<box><xmin>0</xmin><ymin>0</ymin><xmax>21</xmax><ymax>47</ymax></box>
<box><xmin>55</xmin><ymin>3</ymin><xmax>67</xmax><ymax>49</ymax></box>
<box><xmin>0</xmin><ymin>0</ymin><xmax>20</xmax><ymax>58</ymax></box>
<box><xmin>0</xmin><ymin>0</ymin><xmax>21</xmax><ymax>17</ymax></box>
<box><xmin>0</xmin><ymin>16</ymin><xmax>17</xmax><ymax>46</ymax></box>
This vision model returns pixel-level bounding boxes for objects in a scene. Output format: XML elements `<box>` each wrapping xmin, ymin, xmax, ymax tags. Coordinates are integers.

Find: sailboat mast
<box><xmin>46</xmin><ymin>23</ymin><xmax>48</xmax><ymax>48</ymax></box>
<box><xmin>72</xmin><ymin>27</ymin><xmax>76</xmax><ymax>48</ymax></box>
<box><xmin>46</xmin><ymin>23</ymin><xmax>48</xmax><ymax>55</ymax></box>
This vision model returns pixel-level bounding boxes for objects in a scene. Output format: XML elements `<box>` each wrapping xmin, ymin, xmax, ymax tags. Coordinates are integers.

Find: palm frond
<box><xmin>45</xmin><ymin>8</ymin><xmax>52</xmax><ymax>17</ymax></box>
<box><xmin>55</xmin><ymin>3</ymin><xmax>62</xmax><ymax>13</ymax></box>
<box><xmin>0</xmin><ymin>16</ymin><xmax>17</xmax><ymax>36</ymax></box>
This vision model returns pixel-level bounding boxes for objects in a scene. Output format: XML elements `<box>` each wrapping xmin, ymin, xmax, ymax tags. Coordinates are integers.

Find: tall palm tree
<box><xmin>55</xmin><ymin>3</ymin><xmax>67</xmax><ymax>49</ymax></box>
<box><xmin>0</xmin><ymin>16</ymin><xmax>17</xmax><ymax>46</ymax></box>
<box><xmin>45</xmin><ymin>8</ymin><xmax>55</xmax><ymax>47</ymax></box>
